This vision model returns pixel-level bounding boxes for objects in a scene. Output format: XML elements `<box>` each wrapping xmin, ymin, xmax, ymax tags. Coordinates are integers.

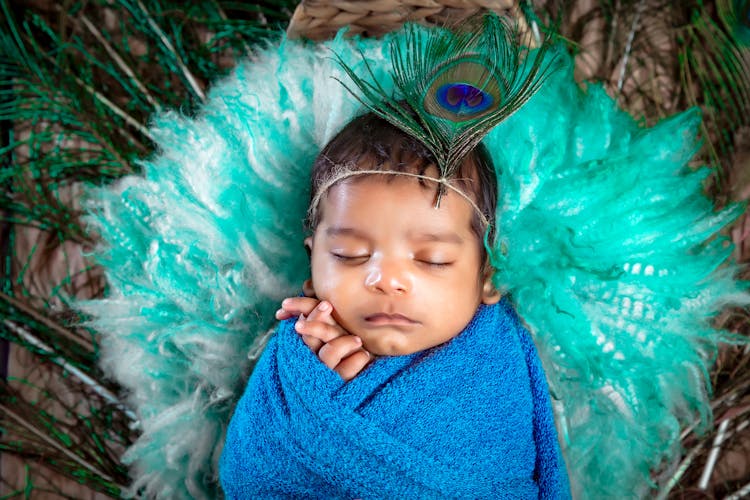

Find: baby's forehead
<box><xmin>327</xmin><ymin>173</ymin><xmax>452</xmax><ymax>204</ymax></box>
<box><xmin>322</xmin><ymin>175</ymin><xmax>475</xmax><ymax>223</ymax></box>
<box><xmin>308</xmin><ymin>152</ymin><xmax>491</xmax><ymax>234</ymax></box>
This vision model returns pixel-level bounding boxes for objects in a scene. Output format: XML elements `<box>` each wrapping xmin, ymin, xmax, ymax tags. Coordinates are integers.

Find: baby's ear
<box><xmin>481</xmin><ymin>272</ymin><xmax>501</xmax><ymax>305</ymax></box>
<box><xmin>302</xmin><ymin>279</ymin><xmax>316</xmax><ymax>298</ymax></box>
<box><xmin>303</xmin><ymin>236</ymin><xmax>316</xmax><ymax>297</ymax></box>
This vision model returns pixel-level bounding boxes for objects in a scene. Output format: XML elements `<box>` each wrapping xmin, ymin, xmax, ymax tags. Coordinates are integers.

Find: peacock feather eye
<box><xmin>437</xmin><ymin>83</ymin><xmax>494</xmax><ymax>115</ymax></box>
<box><xmin>423</xmin><ymin>59</ymin><xmax>503</xmax><ymax>122</ymax></box>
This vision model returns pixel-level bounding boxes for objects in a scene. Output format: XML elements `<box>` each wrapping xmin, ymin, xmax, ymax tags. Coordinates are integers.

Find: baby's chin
<box><xmin>355</xmin><ymin>328</ymin><xmax>438</xmax><ymax>357</ymax></box>
<box><xmin>348</xmin><ymin>328</ymin><xmax>403</xmax><ymax>356</ymax></box>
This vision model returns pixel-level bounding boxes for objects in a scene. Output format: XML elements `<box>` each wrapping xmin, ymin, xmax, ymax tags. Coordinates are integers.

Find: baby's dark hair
<box><xmin>307</xmin><ymin>112</ymin><xmax>498</xmax><ymax>245</ymax></box>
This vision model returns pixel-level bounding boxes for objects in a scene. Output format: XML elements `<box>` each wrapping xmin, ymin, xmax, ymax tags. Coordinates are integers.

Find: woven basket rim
<box><xmin>286</xmin><ymin>0</ymin><xmax>518</xmax><ymax>41</ymax></box>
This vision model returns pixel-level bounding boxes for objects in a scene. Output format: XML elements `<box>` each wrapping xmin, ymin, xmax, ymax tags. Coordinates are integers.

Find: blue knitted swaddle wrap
<box><xmin>219</xmin><ymin>299</ymin><xmax>569</xmax><ymax>498</ymax></box>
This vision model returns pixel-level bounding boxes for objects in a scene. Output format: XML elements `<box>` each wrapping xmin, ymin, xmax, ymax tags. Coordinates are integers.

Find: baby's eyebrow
<box><xmin>409</xmin><ymin>231</ymin><xmax>464</xmax><ymax>244</ymax></box>
<box><xmin>325</xmin><ymin>226</ymin><xmax>368</xmax><ymax>239</ymax></box>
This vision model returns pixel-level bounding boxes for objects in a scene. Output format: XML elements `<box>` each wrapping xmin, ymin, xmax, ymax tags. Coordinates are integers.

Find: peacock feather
<box><xmin>333</xmin><ymin>14</ymin><xmax>556</xmax><ymax>191</ymax></box>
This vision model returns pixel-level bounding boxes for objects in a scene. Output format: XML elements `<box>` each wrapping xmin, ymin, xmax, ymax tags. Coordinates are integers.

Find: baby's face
<box><xmin>306</xmin><ymin>174</ymin><xmax>498</xmax><ymax>356</ymax></box>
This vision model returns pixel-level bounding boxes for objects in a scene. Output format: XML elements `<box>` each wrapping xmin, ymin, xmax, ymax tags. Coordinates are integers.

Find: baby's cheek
<box><xmin>309</xmin><ymin>278</ymin><xmax>338</xmax><ymax>306</ymax></box>
<box><xmin>324</xmin><ymin>300</ymin><xmax>360</xmax><ymax>335</ymax></box>
<box><xmin>312</xmin><ymin>263</ymin><xmax>350</xmax><ymax>297</ymax></box>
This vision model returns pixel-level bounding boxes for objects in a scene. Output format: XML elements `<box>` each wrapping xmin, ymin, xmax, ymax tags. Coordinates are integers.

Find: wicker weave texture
<box><xmin>287</xmin><ymin>0</ymin><xmax>516</xmax><ymax>40</ymax></box>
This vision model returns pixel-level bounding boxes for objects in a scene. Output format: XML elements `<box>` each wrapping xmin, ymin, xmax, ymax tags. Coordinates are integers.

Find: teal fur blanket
<box><xmin>220</xmin><ymin>300</ymin><xmax>570</xmax><ymax>498</ymax></box>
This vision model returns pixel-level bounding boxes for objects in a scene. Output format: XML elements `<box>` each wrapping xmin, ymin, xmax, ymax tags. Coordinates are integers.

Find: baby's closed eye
<box><xmin>417</xmin><ymin>259</ymin><xmax>453</xmax><ymax>268</ymax></box>
<box><xmin>414</xmin><ymin>251</ymin><xmax>455</xmax><ymax>268</ymax></box>
<box><xmin>330</xmin><ymin>252</ymin><xmax>370</xmax><ymax>264</ymax></box>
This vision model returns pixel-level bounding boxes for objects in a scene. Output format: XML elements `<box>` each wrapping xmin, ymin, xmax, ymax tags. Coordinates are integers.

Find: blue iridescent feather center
<box><xmin>436</xmin><ymin>83</ymin><xmax>494</xmax><ymax>116</ymax></box>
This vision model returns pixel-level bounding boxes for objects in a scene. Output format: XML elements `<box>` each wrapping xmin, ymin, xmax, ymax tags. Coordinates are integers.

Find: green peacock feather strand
<box><xmin>722</xmin><ymin>0</ymin><xmax>750</xmax><ymax>45</ymax></box>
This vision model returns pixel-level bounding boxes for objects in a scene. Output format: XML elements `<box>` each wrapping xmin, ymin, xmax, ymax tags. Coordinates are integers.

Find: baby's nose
<box><xmin>365</xmin><ymin>260</ymin><xmax>411</xmax><ymax>295</ymax></box>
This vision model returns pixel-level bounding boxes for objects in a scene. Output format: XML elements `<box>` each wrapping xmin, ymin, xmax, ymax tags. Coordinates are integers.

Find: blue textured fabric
<box><xmin>220</xmin><ymin>299</ymin><xmax>570</xmax><ymax>498</ymax></box>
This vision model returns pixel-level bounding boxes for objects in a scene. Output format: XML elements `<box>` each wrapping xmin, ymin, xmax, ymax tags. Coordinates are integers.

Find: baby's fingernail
<box><xmin>318</xmin><ymin>301</ymin><xmax>330</xmax><ymax>311</ymax></box>
<box><xmin>353</xmin><ymin>336</ymin><xmax>362</xmax><ymax>345</ymax></box>
<box><xmin>275</xmin><ymin>308</ymin><xmax>284</xmax><ymax>317</ymax></box>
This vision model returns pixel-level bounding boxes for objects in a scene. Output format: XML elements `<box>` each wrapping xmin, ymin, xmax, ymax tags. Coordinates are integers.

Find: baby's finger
<box><xmin>276</xmin><ymin>297</ymin><xmax>320</xmax><ymax>320</ymax></box>
<box><xmin>318</xmin><ymin>335</ymin><xmax>364</xmax><ymax>370</ymax></box>
<box><xmin>294</xmin><ymin>317</ymin><xmax>345</xmax><ymax>344</ymax></box>
<box><xmin>301</xmin><ymin>333</ymin><xmax>324</xmax><ymax>353</ymax></box>
<box><xmin>304</xmin><ymin>300</ymin><xmax>336</xmax><ymax>325</ymax></box>
<box><xmin>335</xmin><ymin>350</ymin><xmax>372</xmax><ymax>382</ymax></box>
<box><xmin>276</xmin><ymin>309</ymin><xmax>295</xmax><ymax>320</ymax></box>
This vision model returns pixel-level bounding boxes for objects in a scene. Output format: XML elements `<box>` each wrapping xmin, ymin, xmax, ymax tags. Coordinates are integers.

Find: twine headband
<box><xmin>307</xmin><ymin>167</ymin><xmax>491</xmax><ymax>229</ymax></box>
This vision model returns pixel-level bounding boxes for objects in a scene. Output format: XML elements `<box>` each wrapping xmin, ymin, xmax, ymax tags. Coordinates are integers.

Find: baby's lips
<box><xmin>364</xmin><ymin>312</ymin><xmax>419</xmax><ymax>326</ymax></box>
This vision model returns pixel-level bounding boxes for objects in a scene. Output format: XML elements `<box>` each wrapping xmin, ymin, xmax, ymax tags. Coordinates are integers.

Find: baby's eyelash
<box><xmin>331</xmin><ymin>253</ymin><xmax>369</xmax><ymax>262</ymax></box>
<box><xmin>418</xmin><ymin>260</ymin><xmax>452</xmax><ymax>268</ymax></box>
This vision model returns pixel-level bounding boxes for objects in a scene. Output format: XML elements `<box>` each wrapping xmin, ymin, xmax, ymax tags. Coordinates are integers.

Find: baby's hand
<box><xmin>276</xmin><ymin>297</ymin><xmax>372</xmax><ymax>381</ymax></box>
